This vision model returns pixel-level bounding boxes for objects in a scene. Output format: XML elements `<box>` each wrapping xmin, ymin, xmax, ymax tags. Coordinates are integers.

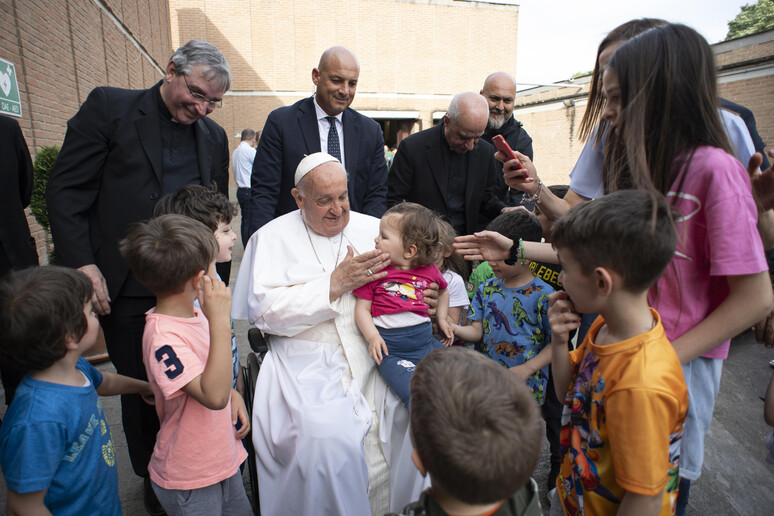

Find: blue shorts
<box><xmin>377</xmin><ymin>322</ymin><xmax>443</xmax><ymax>409</ymax></box>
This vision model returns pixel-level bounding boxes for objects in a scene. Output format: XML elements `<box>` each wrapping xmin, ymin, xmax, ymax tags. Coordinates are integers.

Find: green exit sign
<box><xmin>0</xmin><ymin>57</ymin><xmax>22</xmax><ymax>117</ymax></box>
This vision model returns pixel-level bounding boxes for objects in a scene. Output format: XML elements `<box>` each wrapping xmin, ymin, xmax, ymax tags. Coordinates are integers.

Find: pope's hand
<box><xmin>329</xmin><ymin>246</ymin><xmax>390</xmax><ymax>302</ymax></box>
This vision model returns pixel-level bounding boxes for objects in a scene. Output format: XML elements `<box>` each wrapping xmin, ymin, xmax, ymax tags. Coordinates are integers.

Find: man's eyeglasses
<box><xmin>182</xmin><ymin>75</ymin><xmax>222</xmax><ymax>109</ymax></box>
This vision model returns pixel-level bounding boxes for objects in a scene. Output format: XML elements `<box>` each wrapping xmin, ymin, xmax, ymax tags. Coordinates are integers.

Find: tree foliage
<box><xmin>726</xmin><ymin>0</ymin><xmax>774</xmax><ymax>40</ymax></box>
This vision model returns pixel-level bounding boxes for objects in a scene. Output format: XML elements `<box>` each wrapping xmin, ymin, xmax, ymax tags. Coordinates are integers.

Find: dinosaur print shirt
<box><xmin>466</xmin><ymin>277</ymin><xmax>553</xmax><ymax>405</ymax></box>
<box><xmin>556</xmin><ymin>310</ymin><xmax>688</xmax><ymax>516</ymax></box>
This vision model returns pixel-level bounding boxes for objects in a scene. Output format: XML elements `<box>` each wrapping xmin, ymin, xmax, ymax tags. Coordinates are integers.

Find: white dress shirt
<box><xmin>313</xmin><ymin>96</ymin><xmax>345</xmax><ymax>168</ymax></box>
<box><xmin>232</xmin><ymin>141</ymin><xmax>256</xmax><ymax>189</ymax></box>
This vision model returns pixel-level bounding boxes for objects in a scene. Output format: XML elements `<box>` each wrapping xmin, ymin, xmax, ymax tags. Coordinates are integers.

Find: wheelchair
<box><xmin>241</xmin><ymin>327</ymin><xmax>269</xmax><ymax>516</ymax></box>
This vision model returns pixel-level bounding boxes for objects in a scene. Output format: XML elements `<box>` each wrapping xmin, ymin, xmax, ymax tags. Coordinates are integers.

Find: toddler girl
<box><xmin>354</xmin><ymin>203</ymin><xmax>452</xmax><ymax>409</ymax></box>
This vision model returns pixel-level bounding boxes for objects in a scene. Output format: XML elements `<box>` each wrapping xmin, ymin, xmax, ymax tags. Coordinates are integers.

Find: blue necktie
<box><xmin>326</xmin><ymin>116</ymin><xmax>341</xmax><ymax>162</ymax></box>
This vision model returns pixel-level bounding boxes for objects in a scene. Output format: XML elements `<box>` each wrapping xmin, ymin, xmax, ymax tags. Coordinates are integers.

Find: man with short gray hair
<box><xmin>388</xmin><ymin>92</ymin><xmax>506</xmax><ymax>236</ymax></box>
<box><xmin>47</xmin><ymin>39</ymin><xmax>231</xmax><ymax>515</ymax></box>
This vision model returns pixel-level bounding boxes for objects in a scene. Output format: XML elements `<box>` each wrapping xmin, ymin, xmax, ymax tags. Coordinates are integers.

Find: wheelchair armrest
<box><xmin>247</xmin><ymin>327</ymin><xmax>270</xmax><ymax>354</ymax></box>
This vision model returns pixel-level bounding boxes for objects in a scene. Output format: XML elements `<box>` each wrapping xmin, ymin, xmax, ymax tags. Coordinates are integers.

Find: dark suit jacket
<box><xmin>0</xmin><ymin>115</ymin><xmax>38</xmax><ymax>275</ymax></box>
<box><xmin>248</xmin><ymin>96</ymin><xmax>388</xmax><ymax>236</ymax></box>
<box><xmin>47</xmin><ymin>83</ymin><xmax>229</xmax><ymax>299</ymax></box>
<box><xmin>388</xmin><ymin>123</ymin><xmax>505</xmax><ymax>235</ymax></box>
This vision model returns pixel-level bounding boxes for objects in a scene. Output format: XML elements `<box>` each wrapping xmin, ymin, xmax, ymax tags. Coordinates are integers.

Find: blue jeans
<box><xmin>675</xmin><ymin>477</ymin><xmax>691</xmax><ymax>516</ymax></box>
<box><xmin>236</xmin><ymin>188</ymin><xmax>250</xmax><ymax>247</ymax></box>
<box><xmin>377</xmin><ymin>322</ymin><xmax>443</xmax><ymax>409</ymax></box>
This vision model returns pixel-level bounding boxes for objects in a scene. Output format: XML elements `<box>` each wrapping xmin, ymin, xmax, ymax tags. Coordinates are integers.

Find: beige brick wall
<box><xmin>2</xmin><ymin>0</ymin><xmax>172</xmax><ymax>263</ymax></box>
<box><xmin>167</xmin><ymin>0</ymin><xmax>522</xmax><ymax>177</ymax></box>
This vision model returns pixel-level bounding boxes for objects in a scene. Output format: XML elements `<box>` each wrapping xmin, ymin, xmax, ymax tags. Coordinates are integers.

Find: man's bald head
<box><xmin>443</xmin><ymin>92</ymin><xmax>489</xmax><ymax>154</ymax></box>
<box><xmin>481</xmin><ymin>72</ymin><xmax>517</xmax><ymax>131</ymax></box>
<box><xmin>318</xmin><ymin>46</ymin><xmax>360</xmax><ymax>72</ymax></box>
<box><xmin>312</xmin><ymin>47</ymin><xmax>360</xmax><ymax>116</ymax></box>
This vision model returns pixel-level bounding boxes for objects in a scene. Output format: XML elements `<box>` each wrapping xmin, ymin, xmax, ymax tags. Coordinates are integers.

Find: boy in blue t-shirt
<box><xmin>0</xmin><ymin>266</ymin><xmax>153</xmax><ymax>515</ymax></box>
<box><xmin>452</xmin><ymin>211</ymin><xmax>553</xmax><ymax>405</ymax></box>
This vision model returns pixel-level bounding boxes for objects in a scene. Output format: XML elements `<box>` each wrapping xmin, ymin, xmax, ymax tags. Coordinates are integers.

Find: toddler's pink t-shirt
<box><xmin>143</xmin><ymin>308</ymin><xmax>247</xmax><ymax>489</ymax></box>
<box><xmin>648</xmin><ymin>146</ymin><xmax>767</xmax><ymax>359</ymax></box>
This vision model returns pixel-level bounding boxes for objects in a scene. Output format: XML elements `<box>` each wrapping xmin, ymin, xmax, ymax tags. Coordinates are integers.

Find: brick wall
<box><xmin>167</xmin><ymin>0</ymin><xmax>522</xmax><ymax>176</ymax></box>
<box><xmin>1</xmin><ymin>0</ymin><xmax>172</xmax><ymax>263</ymax></box>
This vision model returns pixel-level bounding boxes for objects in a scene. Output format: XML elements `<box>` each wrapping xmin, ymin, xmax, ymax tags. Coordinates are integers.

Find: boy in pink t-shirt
<box><xmin>120</xmin><ymin>214</ymin><xmax>250</xmax><ymax>515</ymax></box>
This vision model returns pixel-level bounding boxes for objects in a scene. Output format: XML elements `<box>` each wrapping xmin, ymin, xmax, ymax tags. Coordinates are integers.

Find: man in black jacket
<box><xmin>388</xmin><ymin>92</ymin><xmax>505</xmax><ymax>236</ymax></box>
<box><xmin>46</xmin><ymin>40</ymin><xmax>230</xmax><ymax>515</ymax></box>
<box><xmin>480</xmin><ymin>72</ymin><xmax>535</xmax><ymax>208</ymax></box>
<box><xmin>0</xmin><ymin>115</ymin><xmax>38</xmax><ymax>411</ymax></box>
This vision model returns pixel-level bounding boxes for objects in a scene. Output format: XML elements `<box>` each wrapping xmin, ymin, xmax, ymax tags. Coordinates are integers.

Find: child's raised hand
<box><xmin>548</xmin><ymin>291</ymin><xmax>581</xmax><ymax>345</ymax></box>
<box><xmin>369</xmin><ymin>337</ymin><xmax>389</xmax><ymax>365</ymax></box>
<box><xmin>198</xmin><ymin>274</ymin><xmax>231</xmax><ymax>324</ymax></box>
<box><xmin>438</xmin><ymin>319</ymin><xmax>454</xmax><ymax>347</ymax></box>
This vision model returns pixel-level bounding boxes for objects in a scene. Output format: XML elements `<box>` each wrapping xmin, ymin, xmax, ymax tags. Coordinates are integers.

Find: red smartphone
<box><xmin>492</xmin><ymin>134</ymin><xmax>524</xmax><ymax>171</ymax></box>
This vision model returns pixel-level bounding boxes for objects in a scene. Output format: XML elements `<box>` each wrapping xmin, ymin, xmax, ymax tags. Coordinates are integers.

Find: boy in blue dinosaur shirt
<box><xmin>452</xmin><ymin>210</ymin><xmax>553</xmax><ymax>405</ymax></box>
<box><xmin>0</xmin><ymin>266</ymin><xmax>153</xmax><ymax>515</ymax></box>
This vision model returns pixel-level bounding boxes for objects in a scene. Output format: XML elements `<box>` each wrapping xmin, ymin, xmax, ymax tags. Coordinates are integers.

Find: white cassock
<box><xmin>232</xmin><ymin>210</ymin><xmax>428</xmax><ymax>516</ymax></box>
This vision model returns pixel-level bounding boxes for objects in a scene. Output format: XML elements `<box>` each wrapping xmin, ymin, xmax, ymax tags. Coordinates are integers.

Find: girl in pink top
<box><xmin>354</xmin><ymin>203</ymin><xmax>453</xmax><ymax>409</ymax></box>
<box><xmin>601</xmin><ymin>23</ymin><xmax>773</xmax><ymax>513</ymax></box>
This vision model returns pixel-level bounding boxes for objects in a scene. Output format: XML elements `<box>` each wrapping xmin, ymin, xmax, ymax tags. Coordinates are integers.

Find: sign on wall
<box><xmin>0</xmin><ymin>57</ymin><xmax>22</xmax><ymax>117</ymax></box>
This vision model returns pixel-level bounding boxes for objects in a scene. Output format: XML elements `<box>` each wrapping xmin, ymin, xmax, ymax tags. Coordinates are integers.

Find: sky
<box><xmin>513</xmin><ymin>0</ymin><xmax>752</xmax><ymax>88</ymax></box>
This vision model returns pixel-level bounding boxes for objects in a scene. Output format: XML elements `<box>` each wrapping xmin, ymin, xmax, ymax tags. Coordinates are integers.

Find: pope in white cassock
<box><xmin>232</xmin><ymin>153</ymin><xmax>429</xmax><ymax>516</ymax></box>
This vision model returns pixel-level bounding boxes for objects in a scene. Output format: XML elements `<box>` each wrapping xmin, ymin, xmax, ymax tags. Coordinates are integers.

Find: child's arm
<box><xmin>509</xmin><ymin>345</ymin><xmax>552</xmax><ymax>380</ymax></box>
<box><xmin>671</xmin><ymin>272</ymin><xmax>773</xmax><ymax>364</ymax></box>
<box><xmin>765</xmin><ymin>372</ymin><xmax>774</xmax><ymax>427</ymax></box>
<box><xmin>97</xmin><ymin>372</ymin><xmax>152</xmax><ymax>400</ymax></box>
<box><xmin>616</xmin><ymin>490</ymin><xmax>664</xmax><ymax>516</ymax></box>
<box><xmin>182</xmin><ymin>275</ymin><xmax>233</xmax><ymax>410</ymax></box>
<box><xmin>230</xmin><ymin>389</ymin><xmax>250</xmax><ymax>439</ymax></box>
<box><xmin>446</xmin><ymin>306</ymin><xmax>462</xmax><ymax>327</ymax></box>
<box><xmin>436</xmin><ymin>290</ymin><xmax>453</xmax><ymax>346</ymax></box>
<box><xmin>548</xmin><ymin>291</ymin><xmax>581</xmax><ymax>397</ymax></box>
<box><xmin>7</xmin><ymin>489</ymin><xmax>52</xmax><ymax>516</ymax></box>
<box><xmin>452</xmin><ymin>320</ymin><xmax>483</xmax><ymax>343</ymax></box>
<box><xmin>355</xmin><ymin>297</ymin><xmax>389</xmax><ymax>364</ymax></box>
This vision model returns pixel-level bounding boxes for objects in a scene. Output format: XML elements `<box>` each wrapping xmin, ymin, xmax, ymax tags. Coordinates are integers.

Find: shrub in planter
<box><xmin>30</xmin><ymin>145</ymin><xmax>59</xmax><ymax>264</ymax></box>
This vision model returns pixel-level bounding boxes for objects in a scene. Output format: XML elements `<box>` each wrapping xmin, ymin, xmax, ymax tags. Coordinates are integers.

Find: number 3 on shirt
<box><xmin>155</xmin><ymin>345</ymin><xmax>184</xmax><ymax>379</ymax></box>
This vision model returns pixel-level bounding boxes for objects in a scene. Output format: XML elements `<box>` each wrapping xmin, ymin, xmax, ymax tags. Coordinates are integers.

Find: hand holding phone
<box><xmin>492</xmin><ymin>134</ymin><xmax>524</xmax><ymax>170</ymax></box>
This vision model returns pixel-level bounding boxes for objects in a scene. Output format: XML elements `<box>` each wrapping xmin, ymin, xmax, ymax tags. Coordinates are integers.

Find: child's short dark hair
<box><xmin>0</xmin><ymin>266</ymin><xmax>93</xmax><ymax>372</ymax></box>
<box><xmin>119</xmin><ymin>214</ymin><xmax>218</xmax><ymax>296</ymax></box>
<box><xmin>551</xmin><ymin>190</ymin><xmax>676</xmax><ymax>291</ymax></box>
<box><xmin>384</xmin><ymin>202</ymin><xmax>442</xmax><ymax>267</ymax></box>
<box><xmin>486</xmin><ymin>210</ymin><xmax>543</xmax><ymax>244</ymax></box>
<box><xmin>153</xmin><ymin>185</ymin><xmax>237</xmax><ymax>231</ymax></box>
<box><xmin>410</xmin><ymin>347</ymin><xmax>541</xmax><ymax>504</ymax></box>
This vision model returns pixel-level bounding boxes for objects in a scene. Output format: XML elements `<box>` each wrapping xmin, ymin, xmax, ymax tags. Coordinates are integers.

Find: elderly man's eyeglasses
<box><xmin>182</xmin><ymin>75</ymin><xmax>222</xmax><ymax>109</ymax></box>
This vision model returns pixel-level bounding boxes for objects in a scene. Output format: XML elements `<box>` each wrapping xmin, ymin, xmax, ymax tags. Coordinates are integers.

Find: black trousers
<box><xmin>100</xmin><ymin>295</ymin><xmax>159</xmax><ymax>477</ymax></box>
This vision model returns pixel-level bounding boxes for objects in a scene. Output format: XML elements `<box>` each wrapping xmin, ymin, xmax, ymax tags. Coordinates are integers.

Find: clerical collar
<box><xmin>154</xmin><ymin>80</ymin><xmax>176</xmax><ymax>122</ymax></box>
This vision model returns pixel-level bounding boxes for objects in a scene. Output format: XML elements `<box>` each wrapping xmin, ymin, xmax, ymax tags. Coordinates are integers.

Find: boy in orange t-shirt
<box><xmin>547</xmin><ymin>191</ymin><xmax>688</xmax><ymax>516</ymax></box>
<box><xmin>120</xmin><ymin>215</ymin><xmax>250</xmax><ymax>515</ymax></box>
